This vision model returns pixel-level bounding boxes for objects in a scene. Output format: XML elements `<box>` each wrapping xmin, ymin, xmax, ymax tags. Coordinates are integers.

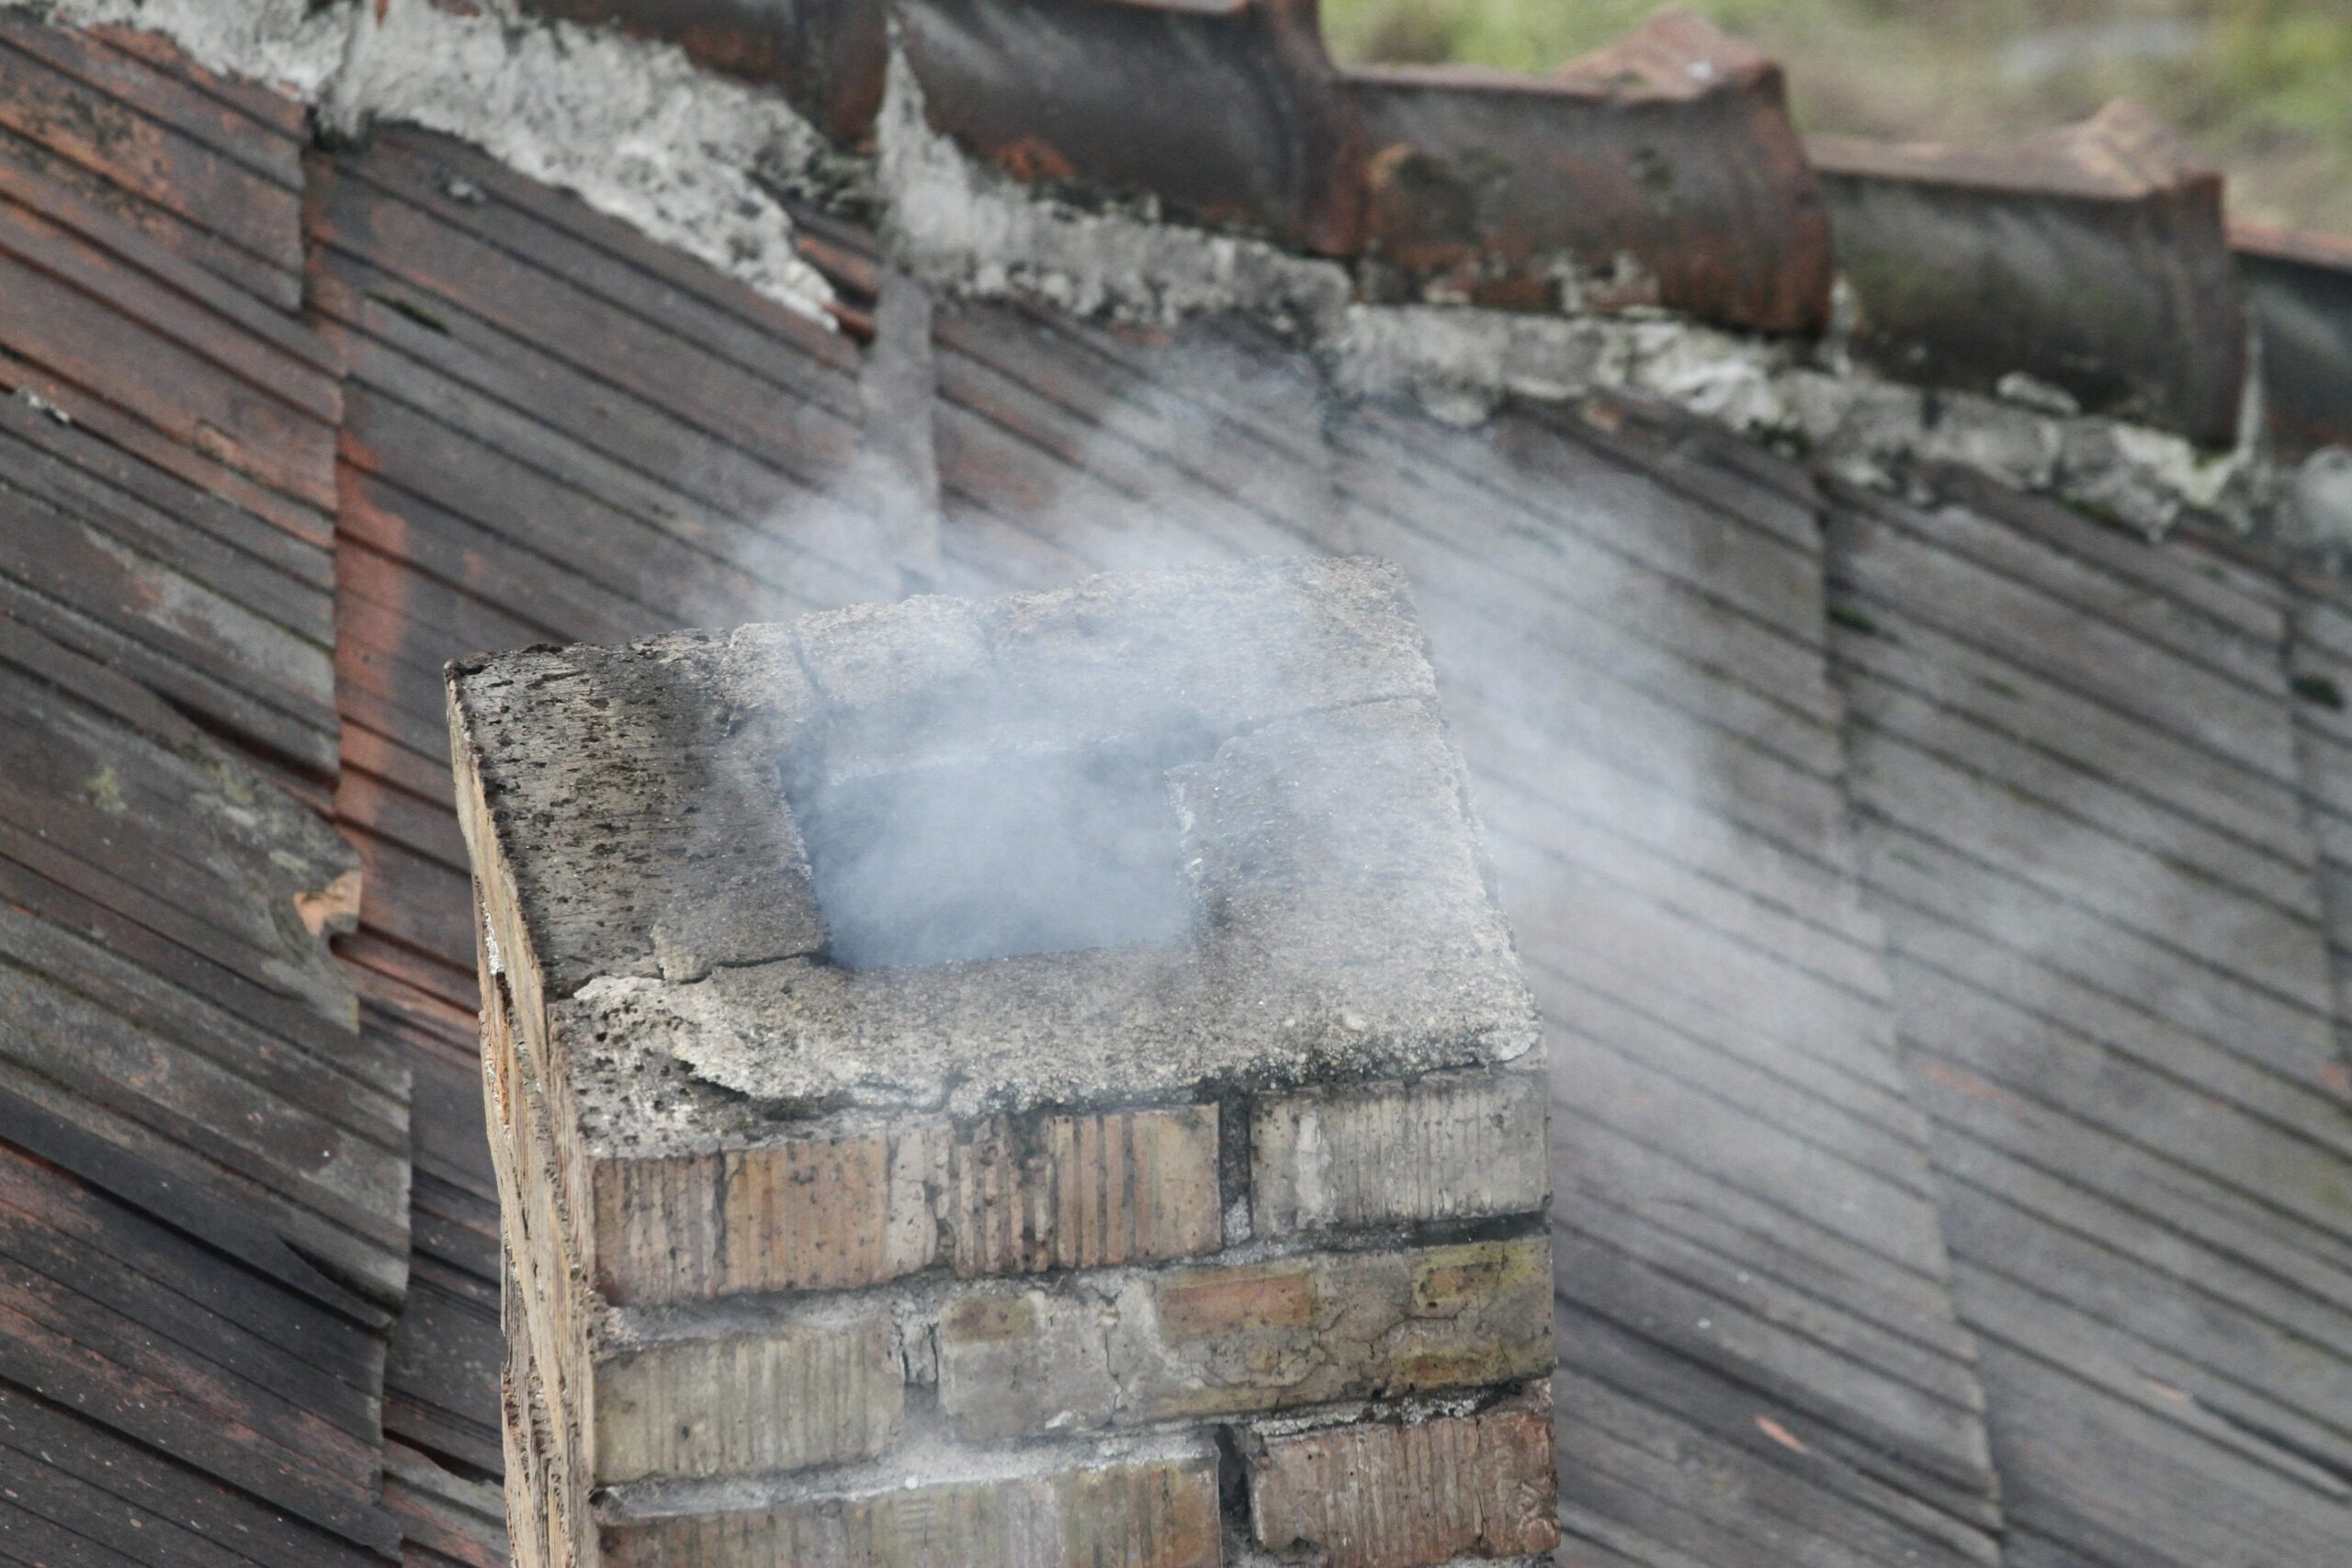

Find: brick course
<box><xmin>595</xmin><ymin>1318</ymin><xmax>904</xmax><ymax>1483</ymax></box>
<box><xmin>937</xmin><ymin>1236</ymin><xmax>1554</xmax><ymax>1438</ymax></box>
<box><xmin>582</xmin><ymin>1101</ymin><xmax>1222</xmax><ymax>1304</ymax></box>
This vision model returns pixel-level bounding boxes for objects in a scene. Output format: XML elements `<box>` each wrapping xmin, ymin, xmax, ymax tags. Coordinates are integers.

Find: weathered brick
<box><xmin>503</xmin><ymin>1254</ymin><xmax>582</xmax><ymax>1568</ymax></box>
<box><xmin>595</xmin><ymin>1318</ymin><xmax>905</xmax><ymax>1484</ymax></box>
<box><xmin>502</xmin><ymin>1364</ymin><xmax>550</xmax><ymax>1568</ymax></box>
<box><xmin>1247</xmin><ymin>1400</ymin><xmax>1563</xmax><ymax>1568</ymax></box>
<box><xmin>487</xmin><ymin>986</ymin><xmax>594</xmax><ymax>1536</ymax></box>
<box><xmin>937</xmin><ymin>1235</ymin><xmax>1555</xmax><ymax>1438</ymax></box>
<box><xmin>594</xmin><ymin>1130</ymin><xmax>935</xmax><ymax>1303</ymax></box>
<box><xmin>489</xmin><ymin>974</ymin><xmax>908</xmax><ymax>1491</ymax></box>
<box><xmin>601</xmin><ymin>1444</ymin><xmax>1221</xmax><ymax>1568</ymax></box>
<box><xmin>1252</xmin><ymin>1067</ymin><xmax>1548</xmax><ymax>1235</ymax></box>
<box><xmin>943</xmin><ymin>1105</ymin><xmax>1222</xmax><ymax>1275</ymax></box>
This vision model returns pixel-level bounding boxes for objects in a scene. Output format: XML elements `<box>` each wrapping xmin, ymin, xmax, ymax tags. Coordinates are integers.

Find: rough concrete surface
<box><xmin>454</xmin><ymin>558</ymin><xmax>1539</xmax><ymax>1127</ymax></box>
<box><xmin>579</xmin><ymin>692</ymin><xmax>1537</xmax><ymax>1120</ymax></box>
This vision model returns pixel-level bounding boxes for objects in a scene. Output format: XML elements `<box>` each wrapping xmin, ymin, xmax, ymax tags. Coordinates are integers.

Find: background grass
<box><xmin>1319</xmin><ymin>1</ymin><xmax>2352</xmax><ymax>235</ymax></box>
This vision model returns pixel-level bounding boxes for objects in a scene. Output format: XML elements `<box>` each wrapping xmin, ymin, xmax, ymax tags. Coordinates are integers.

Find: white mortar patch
<box><xmin>869</xmin><ymin>27</ymin><xmax>2278</xmax><ymax>543</ymax></box>
<box><xmin>2288</xmin><ymin>447</ymin><xmax>2352</xmax><ymax>558</ymax></box>
<box><xmin>13</xmin><ymin>0</ymin><xmax>350</xmax><ymax>94</ymax></box>
<box><xmin>1329</xmin><ymin>302</ymin><xmax>2259</xmax><ymax>538</ymax></box>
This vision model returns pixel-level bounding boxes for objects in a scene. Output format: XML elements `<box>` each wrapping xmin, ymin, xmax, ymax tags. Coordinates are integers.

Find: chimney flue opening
<box><xmin>786</xmin><ymin>744</ymin><xmax>1198</xmax><ymax>971</ymax></box>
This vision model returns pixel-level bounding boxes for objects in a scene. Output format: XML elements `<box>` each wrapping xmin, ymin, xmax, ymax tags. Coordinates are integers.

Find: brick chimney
<box><xmin>449</xmin><ymin>557</ymin><xmax>1559</xmax><ymax>1568</ymax></box>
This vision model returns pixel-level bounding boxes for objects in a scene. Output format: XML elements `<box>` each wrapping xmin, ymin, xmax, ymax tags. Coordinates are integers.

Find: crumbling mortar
<box><xmin>874</xmin><ymin>33</ymin><xmax>1351</xmax><ymax>340</ymax></box>
<box><xmin>1231</xmin><ymin>1552</ymin><xmax>1549</xmax><ymax>1568</ymax></box>
<box><xmin>594</xmin><ymin>1426</ymin><xmax>1216</xmax><ymax>1524</ymax></box>
<box><xmin>576</xmin><ymin>965</ymin><xmax>1491</xmax><ymax>1151</ymax></box>
<box><xmin>1236</xmin><ymin>1379</ymin><xmax>1546</xmax><ymax>1440</ymax></box>
<box><xmin>585</xmin><ymin>893</ymin><xmax>1538</xmax><ymax>1128</ymax></box>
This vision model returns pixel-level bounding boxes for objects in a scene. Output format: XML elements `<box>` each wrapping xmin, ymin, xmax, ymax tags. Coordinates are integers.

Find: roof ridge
<box><xmin>492</xmin><ymin>0</ymin><xmax>2348</xmax><ymax>461</ymax></box>
<box><xmin>21</xmin><ymin>0</ymin><xmax>2352</xmax><ymax>547</ymax></box>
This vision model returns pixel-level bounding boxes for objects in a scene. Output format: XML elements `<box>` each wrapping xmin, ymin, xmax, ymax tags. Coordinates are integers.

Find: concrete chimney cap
<box><xmin>449</xmin><ymin>555</ymin><xmax>1538</xmax><ymax>1136</ymax></box>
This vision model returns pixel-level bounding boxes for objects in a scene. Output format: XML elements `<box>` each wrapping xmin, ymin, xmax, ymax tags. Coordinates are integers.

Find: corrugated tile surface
<box><xmin>382</xmin><ymin>1438</ymin><xmax>509</xmax><ymax>1568</ymax></box>
<box><xmin>0</xmin><ymin>13</ymin><xmax>309</xmax><ymax>313</ymax></box>
<box><xmin>917</xmin><ymin>294</ymin><xmax>2352</xmax><ymax>1564</ymax></box>
<box><xmin>0</xmin><ymin>23</ymin><xmax>407</xmax><ymax>1567</ymax></box>
<box><xmin>1828</xmin><ymin>478</ymin><xmax>2352</xmax><ymax>1566</ymax></box>
<box><xmin>0</xmin><ymin>17</ymin><xmax>339</xmax><ymax>792</ymax></box>
<box><xmin>1356</xmin><ymin>400</ymin><xmax>2002</xmax><ymax>1568</ymax></box>
<box><xmin>2288</xmin><ymin>582</ymin><xmax>2352</xmax><ymax>1079</ymax></box>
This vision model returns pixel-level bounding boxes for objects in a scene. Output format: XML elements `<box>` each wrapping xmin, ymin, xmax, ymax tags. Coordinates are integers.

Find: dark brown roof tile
<box><xmin>1813</xmin><ymin>101</ymin><xmax>2247</xmax><ymax>445</ymax></box>
<box><xmin>1348</xmin><ymin>8</ymin><xmax>1832</xmax><ymax>331</ymax></box>
<box><xmin>899</xmin><ymin>0</ymin><xmax>1365</xmax><ymax>255</ymax></box>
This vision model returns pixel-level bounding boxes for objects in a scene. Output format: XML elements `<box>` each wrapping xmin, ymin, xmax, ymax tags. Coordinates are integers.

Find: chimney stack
<box><xmin>449</xmin><ymin>557</ymin><xmax>1559</xmax><ymax>1567</ymax></box>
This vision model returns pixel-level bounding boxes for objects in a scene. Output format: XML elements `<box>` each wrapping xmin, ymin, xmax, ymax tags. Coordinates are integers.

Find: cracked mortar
<box><xmin>876</xmin><ymin>39</ymin><xmax>1351</xmax><ymax>337</ymax></box>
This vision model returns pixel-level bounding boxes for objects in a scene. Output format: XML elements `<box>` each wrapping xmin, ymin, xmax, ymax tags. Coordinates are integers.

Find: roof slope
<box><xmin>0</xmin><ymin>7</ymin><xmax>2349</xmax><ymax>1568</ymax></box>
<box><xmin>923</xmin><ymin>303</ymin><xmax>2008</xmax><ymax>1564</ymax></box>
<box><xmin>1830</xmin><ymin>478</ymin><xmax>2352</xmax><ymax>1565</ymax></box>
<box><xmin>0</xmin><ymin>16</ymin><xmax>406</xmax><ymax>1567</ymax></box>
